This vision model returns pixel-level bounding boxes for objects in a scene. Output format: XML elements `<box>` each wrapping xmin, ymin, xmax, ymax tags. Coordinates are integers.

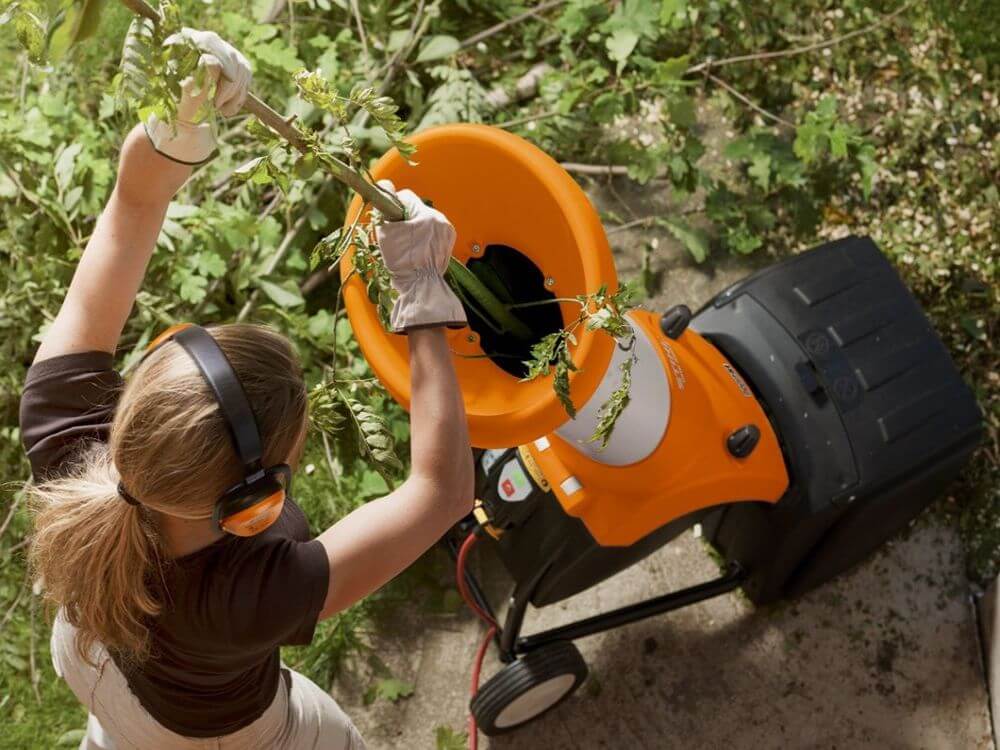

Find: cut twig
<box><xmin>705</xmin><ymin>72</ymin><xmax>795</xmax><ymax>129</ymax></box>
<box><xmin>0</xmin><ymin>495</ymin><xmax>21</xmax><ymax>539</ymax></box>
<box><xmin>29</xmin><ymin>594</ymin><xmax>40</xmax><ymax>703</ymax></box>
<box><xmin>497</xmin><ymin>109</ymin><xmax>564</xmax><ymax>130</ymax></box>
<box><xmin>0</xmin><ymin>579</ymin><xmax>27</xmax><ymax>633</ymax></box>
<box><xmin>359</xmin><ymin>0</ymin><xmax>428</xmax><ymax>129</ymax></box>
<box><xmin>459</xmin><ymin>0</ymin><xmax>566</xmax><ymax>51</ymax></box>
<box><xmin>349</xmin><ymin>0</ymin><xmax>369</xmax><ymax>59</ymax></box>
<box><xmin>686</xmin><ymin>0</ymin><xmax>917</xmax><ymax>75</ymax></box>
<box><xmin>560</xmin><ymin>163</ymin><xmax>630</xmax><ymax>176</ymax></box>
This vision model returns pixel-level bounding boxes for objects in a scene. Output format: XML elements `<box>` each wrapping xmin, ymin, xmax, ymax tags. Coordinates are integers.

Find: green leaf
<box><xmin>57</xmin><ymin>729</ymin><xmax>87</xmax><ymax>746</ymax></box>
<box><xmin>373</xmin><ymin>677</ymin><xmax>414</xmax><ymax>703</ymax></box>
<box><xmin>175</xmin><ymin>270</ymin><xmax>208</xmax><ymax>304</ymax></box>
<box><xmin>589</xmin><ymin>355</ymin><xmax>634</xmax><ymax>448</ymax></box>
<box><xmin>232</xmin><ymin>156</ymin><xmax>271</xmax><ymax>184</ymax></box>
<box><xmin>606</xmin><ymin>29</ymin><xmax>639</xmax><ymax>74</ymax></box>
<box><xmin>54</xmin><ymin>142</ymin><xmax>82</xmax><ymax>193</ymax></box>
<box><xmin>251</xmin><ymin>38</ymin><xmax>304</xmax><ymax>73</ymax></box>
<box><xmin>856</xmin><ymin>143</ymin><xmax>877</xmax><ymax>199</ymax></box>
<box><xmin>829</xmin><ymin>123</ymin><xmax>852</xmax><ymax>159</ymax></box>
<box><xmin>435</xmin><ymin>726</ymin><xmax>469</xmax><ymax>750</ymax></box>
<box><xmin>47</xmin><ymin>0</ymin><xmax>107</xmax><ymax>61</ymax></box>
<box><xmin>416</xmin><ymin>35</ymin><xmax>460</xmax><ymax>63</ymax></box>
<box><xmin>667</xmin><ymin>94</ymin><xmax>696</xmax><ymax>128</ymax></box>
<box><xmin>664</xmin><ymin>219</ymin><xmax>710</xmax><ymax>263</ymax></box>
<box><xmin>655</xmin><ymin>55</ymin><xmax>690</xmax><ymax>84</ymax></box>
<box><xmin>660</xmin><ymin>0</ymin><xmax>687</xmax><ymax>26</ymax></box>
<box><xmin>194</xmin><ymin>252</ymin><xmax>226</xmax><ymax>278</ymax></box>
<box><xmin>358</xmin><ymin>469</ymin><xmax>389</xmax><ymax>498</ymax></box>
<box><xmin>7</xmin><ymin>6</ymin><xmax>46</xmax><ymax>63</ymax></box>
<box><xmin>747</xmin><ymin>153</ymin><xmax>771</xmax><ymax>191</ymax></box>
<box><xmin>258</xmin><ymin>279</ymin><xmax>305</xmax><ymax>308</ymax></box>
<box><xmin>119</xmin><ymin>16</ymin><xmax>155</xmax><ymax>105</ymax></box>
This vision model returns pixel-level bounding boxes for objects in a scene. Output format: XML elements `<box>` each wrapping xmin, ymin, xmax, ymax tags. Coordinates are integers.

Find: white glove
<box><xmin>144</xmin><ymin>28</ymin><xmax>253</xmax><ymax>165</ymax></box>
<box><xmin>374</xmin><ymin>181</ymin><xmax>467</xmax><ymax>333</ymax></box>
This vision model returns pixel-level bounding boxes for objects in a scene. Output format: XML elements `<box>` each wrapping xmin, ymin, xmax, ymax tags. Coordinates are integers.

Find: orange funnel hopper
<box><xmin>343</xmin><ymin>125</ymin><xmax>617</xmax><ymax>448</ymax></box>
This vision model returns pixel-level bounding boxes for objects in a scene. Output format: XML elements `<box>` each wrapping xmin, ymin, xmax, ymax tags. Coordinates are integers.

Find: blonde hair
<box><xmin>28</xmin><ymin>324</ymin><xmax>308</xmax><ymax>665</ymax></box>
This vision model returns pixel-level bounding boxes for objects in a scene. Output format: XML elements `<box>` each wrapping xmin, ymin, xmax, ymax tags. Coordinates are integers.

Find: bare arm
<box><xmin>316</xmin><ymin>328</ymin><xmax>473</xmax><ymax>618</ymax></box>
<box><xmin>34</xmin><ymin>126</ymin><xmax>192</xmax><ymax>363</ymax></box>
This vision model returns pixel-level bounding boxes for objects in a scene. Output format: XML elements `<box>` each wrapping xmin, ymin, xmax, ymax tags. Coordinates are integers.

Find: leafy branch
<box><xmin>520</xmin><ymin>284</ymin><xmax>637</xmax><ymax>440</ymax></box>
<box><xmin>7</xmin><ymin>0</ymin><xmax>692</xmax><ymax>452</ymax></box>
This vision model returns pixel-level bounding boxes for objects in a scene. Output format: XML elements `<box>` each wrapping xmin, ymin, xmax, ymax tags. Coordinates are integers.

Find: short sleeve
<box><xmin>229</xmin><ymin>538</ymin><xmax>331</xmax><ymax>647</ymax></box>
<box><xmin>19</xmin><ymin>352</ymin><xmax>124</xmax><ymax>480</ymax></box>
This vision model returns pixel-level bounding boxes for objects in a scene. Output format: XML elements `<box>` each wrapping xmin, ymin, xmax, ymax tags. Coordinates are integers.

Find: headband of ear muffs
<box><xmin>138</xmin><ymin>323</ymin><xmax>289</xmax><ymax>537</ymax></box>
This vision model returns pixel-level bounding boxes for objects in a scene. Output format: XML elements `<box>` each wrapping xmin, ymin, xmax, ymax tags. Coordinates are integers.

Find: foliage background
<box><xmin>0</xmin><ymin>0</ymin><xmax>995</xmax><ymax>746</ymax></box>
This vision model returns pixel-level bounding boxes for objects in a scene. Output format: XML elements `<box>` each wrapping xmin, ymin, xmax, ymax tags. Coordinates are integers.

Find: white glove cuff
<box><xmin>144</xmin><ymin>114</ymin><xmax>217</xmax><ymax>165</ymax></box>
<box><xmin>390</xmin><ymin>270</ymin><xmax>468</xmax><ymax>333</ymax></box>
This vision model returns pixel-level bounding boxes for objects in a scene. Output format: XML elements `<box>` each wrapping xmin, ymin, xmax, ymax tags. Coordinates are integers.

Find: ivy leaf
<box><xmin>416</xmin><ymin>35</ymin><xmax>460</xmax><ymax>63</ymax></box>
<box><xmin>258</xmin><ymin>279</ymin><xmax>305</xmax><ymax>308</ymax></box>
<box><xmin>664</xmin><ymin>218</ymin><xmax>710</xmax><ymax>263</ymax></box>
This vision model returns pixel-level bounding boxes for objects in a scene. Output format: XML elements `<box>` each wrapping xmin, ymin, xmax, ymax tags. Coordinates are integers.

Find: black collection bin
<box><xmin>693</xmin><ymin>235</ymin><xmax>982</xmax><ymax>603</ymax></box>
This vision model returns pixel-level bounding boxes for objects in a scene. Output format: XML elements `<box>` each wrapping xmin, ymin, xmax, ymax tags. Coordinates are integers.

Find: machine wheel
<box><xmin>471</xmin><ymin>640</ymin><xmax>587</xmax><ymax>735</ymax></box>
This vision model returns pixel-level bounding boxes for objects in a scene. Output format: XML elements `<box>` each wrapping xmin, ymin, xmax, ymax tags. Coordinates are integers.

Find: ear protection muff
<box><xmin>143</xmin><ymin>323</ymin><xmax>289</xmax><ymax>537</ymax></box>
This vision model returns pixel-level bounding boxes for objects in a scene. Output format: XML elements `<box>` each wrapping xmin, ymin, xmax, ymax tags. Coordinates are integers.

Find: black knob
<box><xmin>727</xmin><ymin>424</ymin><xmax>760</xmax><ymax>458</ymax></box>
<box><xmin>660</xmin><ymin>304</ymin><xmax>692</xmax><ymax>339</ymax></box>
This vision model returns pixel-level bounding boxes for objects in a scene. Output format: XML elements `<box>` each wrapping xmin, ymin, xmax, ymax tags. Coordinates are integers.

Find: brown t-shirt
<box><xmin>19</xmin><ymin>351</ymin><xmax>330</xmax><ymax>738</ymax></box>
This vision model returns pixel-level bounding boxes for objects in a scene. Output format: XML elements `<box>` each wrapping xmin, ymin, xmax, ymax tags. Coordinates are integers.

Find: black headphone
<box><xmin>125</xmin><ymin>323</ymin><xmax>290</xmax><ymax>537</ymax></box>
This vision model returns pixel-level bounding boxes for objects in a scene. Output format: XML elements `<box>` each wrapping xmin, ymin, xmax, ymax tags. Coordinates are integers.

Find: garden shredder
<box><xmin>342</xmin><ymin>124</ymin><xmax>983</xmax><ymax>736</ymax></box>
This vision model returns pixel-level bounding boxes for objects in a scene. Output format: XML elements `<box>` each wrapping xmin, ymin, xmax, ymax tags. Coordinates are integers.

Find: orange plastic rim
<box><xmin>342</xmin><ymin>124</ymin><xmax>617</xmax><ymax>448</ymax></box>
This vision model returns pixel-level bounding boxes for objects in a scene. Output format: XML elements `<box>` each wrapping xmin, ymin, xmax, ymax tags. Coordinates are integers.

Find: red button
<box><xmin>501</xmin><ymin>479</ymin><xmax>515</xmax><ymax>497</ymax></box>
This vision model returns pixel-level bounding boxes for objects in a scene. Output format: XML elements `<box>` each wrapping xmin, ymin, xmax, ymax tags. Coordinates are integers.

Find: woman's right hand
<box><xmin>144</xmin><ymin>28</ymin><xmax>253</xmax><ymax>166</ymax></box>
<box><xmin>374</xmin><ymin>180</ymin><xmax>468</xmax><ymax>333</ymax></box>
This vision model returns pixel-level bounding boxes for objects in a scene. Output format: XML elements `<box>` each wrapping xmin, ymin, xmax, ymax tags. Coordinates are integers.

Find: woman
<box><xmin>21</xmin><ymin>29</ymin><xmax>473</xmax><ymax>749</ymax></box>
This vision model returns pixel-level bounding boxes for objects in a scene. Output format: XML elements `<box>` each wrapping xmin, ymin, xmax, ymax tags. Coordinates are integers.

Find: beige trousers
<box><xmin>51</xmin><ymin>612</ymin><xmax>366</xmax><ymax>750</ymax></box>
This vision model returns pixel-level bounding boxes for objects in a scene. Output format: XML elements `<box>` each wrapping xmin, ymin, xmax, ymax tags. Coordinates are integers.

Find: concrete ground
<box><xmin>335</xmin><ymin>181</ymin><xmax>995</xmax><ymax>749</ymax></box>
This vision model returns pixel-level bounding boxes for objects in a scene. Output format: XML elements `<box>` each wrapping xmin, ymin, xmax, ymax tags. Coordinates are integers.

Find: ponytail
<box><xmin>28</xmin><ymin>444</ymin><xmax>165</xmax><ymax>666</ymax></box>
<box><xmin>28</xmin><ymin>323</ymin><xmax>307</xmax><ymax>666</ymax></box>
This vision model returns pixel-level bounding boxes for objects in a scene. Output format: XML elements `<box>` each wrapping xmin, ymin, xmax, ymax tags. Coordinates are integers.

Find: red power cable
<box><xmin>456</xmin><ymin>532</ymin><xmax>498</xmax><ymax>750</ymax></box>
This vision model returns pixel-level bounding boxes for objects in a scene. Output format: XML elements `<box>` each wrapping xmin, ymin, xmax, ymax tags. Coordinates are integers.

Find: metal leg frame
<box><xmin>446</xmin><ymin>528</ymin><xmax>747</xmax><ymax>663</ymax></box>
